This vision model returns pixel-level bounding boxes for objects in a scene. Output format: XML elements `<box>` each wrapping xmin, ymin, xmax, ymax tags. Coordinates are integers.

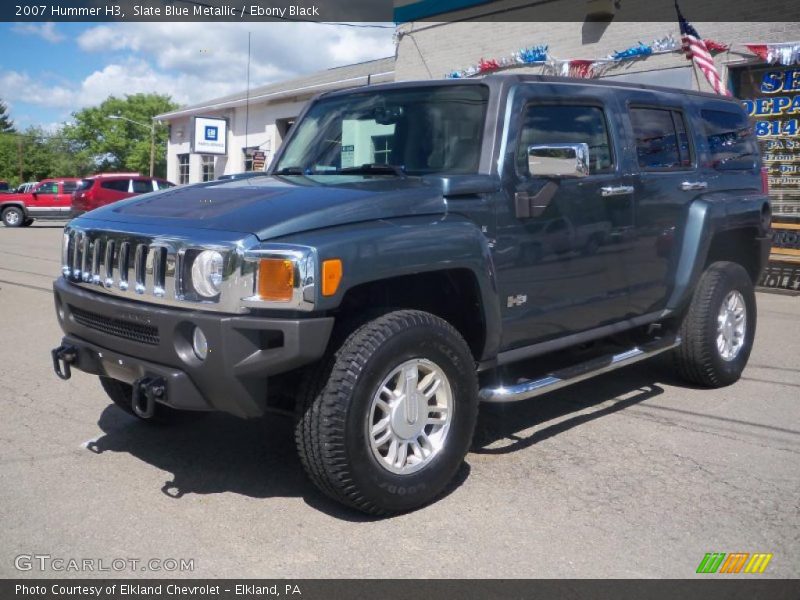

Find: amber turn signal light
<box><xmin>322</xmin><ymin>259</ymin><xmax>342</xmax><ymax>297</ymax></box>
<box><xmin>258</xmin><ymin>258</ymin><xmax>294</xmax><ymax>301</ymax></box>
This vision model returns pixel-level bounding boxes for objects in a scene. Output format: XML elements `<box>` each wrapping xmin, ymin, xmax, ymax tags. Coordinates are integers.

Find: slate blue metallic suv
<box><xmin>52</xmin><ymin>75</ymin><xmax>771</xmax><ymax>515</ymax></box>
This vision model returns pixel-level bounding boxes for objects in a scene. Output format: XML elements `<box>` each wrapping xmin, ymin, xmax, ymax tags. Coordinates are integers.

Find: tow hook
<box><xmin>132</xmin><ymin>376</ymin><xmax>166</xmax><ymax>419</ymax></box>
<box><xmin>51</xmin><ymin>344</ymin><xmax>78</xmax><ymax>380</ymax></box>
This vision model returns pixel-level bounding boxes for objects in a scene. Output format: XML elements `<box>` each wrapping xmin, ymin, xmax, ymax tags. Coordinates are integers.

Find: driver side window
<box><xmin>517</xmin><ymin>104</ymin><xmax>614</xmax><ymax>175</ymax></box>
<box><xmin>36</xmin><ymin>182</ymin><xmax>58</xmax><ymax>194</ymax></box>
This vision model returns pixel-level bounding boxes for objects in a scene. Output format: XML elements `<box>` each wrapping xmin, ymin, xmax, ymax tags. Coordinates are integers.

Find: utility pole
<box><xmin>149</xmin><ymin>120</ymin><xmax>155</xmax><ymax>177</ymax></box>
<box><xmin>17</xmin><ymin>135</ymin><xmax>23</xmax><ymax>182</ymax></box>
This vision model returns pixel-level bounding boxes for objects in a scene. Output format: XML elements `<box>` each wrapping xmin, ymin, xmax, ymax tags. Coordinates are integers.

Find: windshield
<box><xmin>274</xmin><ymin>85</ymin><xmax>489</xmax><ymax>178</ymax></box>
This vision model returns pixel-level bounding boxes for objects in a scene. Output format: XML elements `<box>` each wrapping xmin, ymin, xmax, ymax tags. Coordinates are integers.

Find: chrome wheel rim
<box><xmin>5</xmin><ymin>210</ymin><xmax>20</xmax><ymax>225</ymax></box>
<box><xmin>717</xmin><ymin>290</ymin><xmax>747</xmax><ymax>361</ymax></box>
<box><xmin>367</xmin><ymin>358</ymin><xmax>453</xmax><ymax>475</ymax></box>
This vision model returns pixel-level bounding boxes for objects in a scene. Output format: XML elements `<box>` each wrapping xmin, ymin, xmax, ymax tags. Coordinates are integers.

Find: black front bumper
<box><xmin>53</xmin><ymin>278</ymin><xmax>334</xmax><ymax>418</ymax></box>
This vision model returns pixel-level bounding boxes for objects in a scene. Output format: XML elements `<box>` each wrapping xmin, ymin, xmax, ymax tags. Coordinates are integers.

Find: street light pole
<box><xmin>108</xmin><ymin>115</ymin><xmax>158</xmax><ymax>177</ymax></box>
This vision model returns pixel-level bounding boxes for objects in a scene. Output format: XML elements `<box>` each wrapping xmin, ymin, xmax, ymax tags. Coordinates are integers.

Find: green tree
<box><xmin>64</xmin><ymin>93</ymin><xmax>178</xmax><ymax>178</ymax></box>
<box><xmin>0</xmin><ymin>99</ymin><xmax>15</xmax><ymax>133</ymax></box>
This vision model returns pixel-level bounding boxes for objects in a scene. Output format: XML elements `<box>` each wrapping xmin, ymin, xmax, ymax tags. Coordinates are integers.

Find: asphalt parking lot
<box><xmin>0</xmin><ymin>223</ymin><xmax>798</xmax><ymax>579</ymax></box>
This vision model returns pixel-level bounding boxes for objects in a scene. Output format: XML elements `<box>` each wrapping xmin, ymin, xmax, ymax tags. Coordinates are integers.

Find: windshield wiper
<box><xmin>333</xmin><ymin>163</ymin><xmax>407</xmax><ymax>178</ymax></box>
<box><xmin>274</xmin><ymin>166</ymin><xmax>306</xmax><ymax>175</ymax></box>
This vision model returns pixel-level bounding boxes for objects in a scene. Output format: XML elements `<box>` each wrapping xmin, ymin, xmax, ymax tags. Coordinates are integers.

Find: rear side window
<box><xmin>700</xmin><ymin>109</ymin><xmax>759</xmax><ymax>169</ymax></box>
<box><xmin>62</xmin><ymin>181</ymin><xmax>78</xmax><ymax>193</ymax></box>
<box><xmin>131</xmin><ymin>179</ymin><xmax>153</xmax><ymax>194</ymax></box>
<box><xmin>101</xmin><ymin>179</ymin><xmax>130</xmax><ymax>192</ymax></box>
<box><xmin>155</xmin><ymin>180</ymin><xmax>175</xmax><ymax>190</ymax></box>
<box><xmin>517</xmin><ymin>105</ymin><xmax>614</xmax><ymax>174</ymax></box>
<box><xmin>630</xmin><ymin>107</ymin><xmax>693</xmax><ymax>170</ymax></box>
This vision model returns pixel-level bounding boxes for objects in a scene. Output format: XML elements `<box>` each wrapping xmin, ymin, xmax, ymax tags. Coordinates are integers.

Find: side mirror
<box><xmin>527</xmin><ymin>143</ymin><xmax>590</xmax><ymax>178</ymax></box>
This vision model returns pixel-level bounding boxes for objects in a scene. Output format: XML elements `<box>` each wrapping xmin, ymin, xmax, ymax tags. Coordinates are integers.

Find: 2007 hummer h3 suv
<box><xmin>52</xmin><ymin>76</ymin><xmax>771</xmax><ymax>515</ymax></box>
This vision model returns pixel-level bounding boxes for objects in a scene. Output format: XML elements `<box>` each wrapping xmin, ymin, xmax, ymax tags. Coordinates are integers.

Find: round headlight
<box><xmin>192</xmin><ymin>326</ymin><xmax>208</xmax><ymax>360</ymax></box>
<box><xmin>191</xmin><ymin>250</ymin><xmax>224</xmax><ymax>298</ymax></box>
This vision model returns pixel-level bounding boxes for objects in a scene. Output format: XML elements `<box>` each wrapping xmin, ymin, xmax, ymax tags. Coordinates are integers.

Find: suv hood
<box><xmin>79</xmin><ymin>176</ymin><xmax>448</xmax><ymax>241</ymax></box>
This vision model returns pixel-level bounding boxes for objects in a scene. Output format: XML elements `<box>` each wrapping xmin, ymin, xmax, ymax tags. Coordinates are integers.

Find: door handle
<box><xmin>600</xmin><ymin>185</ymin><xmax>634</xmax><ymax>197</ymax></box>
<box><xmin>680</xmin><ymin>181</ymin><xmax>708</xmax><ymax>191</ymax></box>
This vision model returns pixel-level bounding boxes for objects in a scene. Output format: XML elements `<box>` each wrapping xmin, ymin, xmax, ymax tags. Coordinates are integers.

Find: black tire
<box><xmin>672</xmin><ymin>261</ymin><xmax>756</xmax><ymax>387</ymax></box>
<box><xmin>295</xmin><ymin>310</ymin><xmax>478</xmax><ymax>515</ymax></box>
<box><xmin>2</xmin><ymin>206</ymin><xmax>24</xmax><ymax>227</ymax></box>
<box><xmin>100</xmin><ymin>376</ymin><xmax>203</xmax><ymax>424</ymax></box>
<box><xmin>21</xmin><ymin>218</ymin><xmax>34</xmax><ymax>227</ymax></box>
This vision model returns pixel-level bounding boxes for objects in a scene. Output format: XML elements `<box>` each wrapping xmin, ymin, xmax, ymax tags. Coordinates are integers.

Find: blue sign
<box><xmin>204</xmin><ymin>126</ymin><xmax>218</xmax><ymax>141</ymax></box>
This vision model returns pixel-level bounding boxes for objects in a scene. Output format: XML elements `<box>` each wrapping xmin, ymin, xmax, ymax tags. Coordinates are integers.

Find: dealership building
<box><xmin>154</xmin><ymin>57</ymin><xmax>394</xmax><ymax>184</ymax></box>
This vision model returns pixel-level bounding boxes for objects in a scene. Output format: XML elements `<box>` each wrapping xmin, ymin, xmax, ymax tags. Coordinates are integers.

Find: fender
<box><xmin>280</xmin><ymin>215</ymin><xmax>503</xmax><ymax>361</ymax></box>
<box><xmin>666</xmin><ymin>192</ymin><xmax>769</xmax><ymax>312</ymax></box>
<box><xmin>0</xmin><ymin>200</ymin><xmax>27</xmax><ymax>216</ymax></box>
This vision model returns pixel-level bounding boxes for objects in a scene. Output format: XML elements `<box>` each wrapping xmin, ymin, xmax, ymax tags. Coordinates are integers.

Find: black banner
<box><xmin>4</xmin><ymin>579</ymin><xmax>800</xmax><ymax>600</ymax></box>
<box><xmin>2</xmin><ymin>0</ymin><xmax>799</xmax><ymax>23</ymax></box>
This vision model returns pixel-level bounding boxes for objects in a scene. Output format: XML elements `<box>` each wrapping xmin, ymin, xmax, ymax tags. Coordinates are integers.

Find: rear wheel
<box><xmin>295</xmin><ymin>310</ymin><xmax>478</xmax><ymax>515</ymax></box>
<box><xmin>672</xmin><ymin>261</ymin><xmax>756</xmax><ymax>387</ymax></box>
<box><xmin>2</xmin><ymin>206</ymin><xmax>24</xmax><ymax>227</ymax></box>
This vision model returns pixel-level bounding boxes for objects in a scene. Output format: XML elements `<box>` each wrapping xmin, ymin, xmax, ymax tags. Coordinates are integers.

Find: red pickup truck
<box><xmin>0</xmin><ymin>178</ymin><xmax>80</xmax><ymax>227</ymax></box>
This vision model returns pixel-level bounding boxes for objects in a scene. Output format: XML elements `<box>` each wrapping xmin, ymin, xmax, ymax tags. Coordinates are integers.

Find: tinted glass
<box><xmin>76</xmin><ymin>179</ymin><xmax>94</xmax><ymax>191</ymax></box>
<box><xmin>156</xmin><ymin>180</ymin><xmax>175</xmax><ymax>189</ymax></box>
<box><xmin>275</xmin><ymin>85</ymin><xmax>489</xmax><ymax>177</ymax></box>
<box><xmin>101</xmin><ymin>179</ymin><xmax>130</xmax><ymax>192</ymax></box>
<box><xmin>62</xmin><ymin>181</ymin><xmax>78</xmax><ymax>192</ymax></box>
<box><xmin>701</xmin><ymin>109</ymin><xmax>760</xmax><ymax>169</ymax></box>
<box><xmin>131</xmin><ymin>179</ymin><xmax>153</xmax><ymax>194</ymax></box>
<box><xmin>630</xmin><ymin>108</ymin><xmax>692</xmax><ymax>169</ymax></box>
<box><xmin>517</xmin><ymin>105</ymin><xmax>613</xmax><ymax>174</ymax></box>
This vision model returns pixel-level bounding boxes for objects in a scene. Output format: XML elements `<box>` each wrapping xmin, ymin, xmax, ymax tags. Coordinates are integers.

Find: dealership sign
<box><xmin>191</xmin><ymin>116</ymin><xmax>227</xmax><ymax>155</ymax></box>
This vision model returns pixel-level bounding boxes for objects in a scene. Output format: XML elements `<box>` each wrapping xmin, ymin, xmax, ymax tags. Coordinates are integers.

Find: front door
<box><xmin>494</xmin><ymin>93</ymin><xmax>635</xmax><ymax>350</ymax></box>
<box><xmin>29</xmin><ymin>181</ymin><xmax>61</xmax><ymax>218</ymax></box>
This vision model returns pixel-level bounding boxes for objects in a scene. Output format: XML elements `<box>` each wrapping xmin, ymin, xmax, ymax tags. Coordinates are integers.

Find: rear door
<box><xmin>58</xmin><ymin>181</ymin><xmax>78</xmax><ymax>212</ymax></box>
<box><xmin>494</xmin><ymin>86</ymin><xmax>636</xmax><ymax>349</ymax></box>
<box><xmin>619</xmin><ymin>93</ymin><xmax>698</xmax><ymax>315</ymax></box>
<box><xmin>99</xmin><ymin>178</ymin><xmax>134</xmax><ymax>206</ymax></box>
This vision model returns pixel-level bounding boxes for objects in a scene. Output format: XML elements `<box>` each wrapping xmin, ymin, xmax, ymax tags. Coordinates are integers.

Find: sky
<box><xmin>0</xmin><ymin>21</ymin><xmax>396</xmax><ymax>131</ymax></box>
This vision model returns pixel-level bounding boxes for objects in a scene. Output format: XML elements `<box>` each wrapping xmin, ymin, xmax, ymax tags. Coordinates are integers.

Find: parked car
<box><xmin>14</xmin><ymin>181</ymin><xmax>39</xmax><ymax>194</ymax></box>
<box><xmin>1</xmin><ymin>178</ymin><xmax>80</xmax><ymax>226</ymax></box>
<box><xmin>71</xmin><ymin>173</ymin><xmax>175</xmax><ymax>217</ymax></box>
<box><xmin>51</xmin><ymin>76</ymin><xmax>770</xmax><ymax>515</ymax></box>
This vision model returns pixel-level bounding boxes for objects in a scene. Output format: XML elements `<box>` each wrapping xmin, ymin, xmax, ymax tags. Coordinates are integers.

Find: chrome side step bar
<box><xmin>479</xmin><ymin>335</ymin><xmax>680</xmax><ymax>403</ymax></box>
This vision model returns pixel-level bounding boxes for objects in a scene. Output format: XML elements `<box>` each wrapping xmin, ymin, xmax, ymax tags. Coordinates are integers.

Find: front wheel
<box><xmin>295</xmin><ymin>310</ymin><xmax>478</xmax><ymax>515</ymax></box>
<box><xmin>2</xmin><ymin>206</ymin><xmax>24</xmax><ymax>227</ymax></box>
<box><xmin>672</xmin><ymin>261</ymin><xmax>756</xmax><ymax>387</ymax></box>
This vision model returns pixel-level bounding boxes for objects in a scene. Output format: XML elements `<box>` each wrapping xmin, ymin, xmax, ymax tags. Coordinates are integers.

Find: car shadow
<box><xmin>86</xmin><ymin>404</ymin><xmax>468</xmax><ymax>521</ymax></box>
<box><xmin>473</xmin><ymin>362</ymin><xmax>672</xmax><ymax>454</ymax></box>
<box><xmin>85</xmin><ymin>362</ymin><xmax>674</xmax><ymax>519</ymax></box>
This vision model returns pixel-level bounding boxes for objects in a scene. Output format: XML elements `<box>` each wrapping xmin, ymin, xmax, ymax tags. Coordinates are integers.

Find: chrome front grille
<box><xmin>61</xmin><ymin>223</ymin><xmax>316</xmax><ymax>314</ymax></box>
<box><xmin>63</xmin><ymin>230</ymin><xmax>171</xmax><ymax>299</ymax></box>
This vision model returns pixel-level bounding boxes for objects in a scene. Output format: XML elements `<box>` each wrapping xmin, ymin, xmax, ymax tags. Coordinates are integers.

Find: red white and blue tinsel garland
<box><xmin>444</xmin><ymin>36</ymin><xmax>800</xmax><ymax>80</ymax></box>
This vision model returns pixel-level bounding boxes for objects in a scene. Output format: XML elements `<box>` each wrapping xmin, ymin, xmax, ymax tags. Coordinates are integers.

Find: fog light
<box><xmin>192</xmin><ymin>326</ymin><xmax>208</xmax><ymax>360</ymax></box>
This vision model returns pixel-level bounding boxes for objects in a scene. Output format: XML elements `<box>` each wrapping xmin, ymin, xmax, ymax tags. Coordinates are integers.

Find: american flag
<box><xmin>676</xmin><ymin>4</ymin><xmax>730</xmax><ymax>96</ymax></box>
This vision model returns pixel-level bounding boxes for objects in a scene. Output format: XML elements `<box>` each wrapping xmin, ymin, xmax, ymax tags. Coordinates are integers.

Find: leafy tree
<box><xmin>0</xmin><ymin>99</ymin><xmax>14</xmax><ymax>133</ymax></box>
<box><xmin>65</xmin><ymin>93</ymin><xmax>179</xmax><ymax>178</ymax></box>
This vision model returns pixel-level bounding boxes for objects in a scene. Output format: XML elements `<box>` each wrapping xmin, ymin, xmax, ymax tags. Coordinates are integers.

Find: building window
<box><xmin>371</xmin><ymin>135</ymin><xmax>393</xmax><ymax>164</ymax></box>
<box><xmin>178</xmin><ymin>154</ymin><xmax>190</xmax><ymax>184</ymax></box>
<box><xmin>201</xmin><ymin>155</ymin><xmax>215</xmax><ymax>182</ymax></box>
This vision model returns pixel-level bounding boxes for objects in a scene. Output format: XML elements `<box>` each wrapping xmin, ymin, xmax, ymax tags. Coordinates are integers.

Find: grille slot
<box><xmin>70</xmin><ymin>305</ymin><xmax>160</xmax><ymax>346</ymax></box>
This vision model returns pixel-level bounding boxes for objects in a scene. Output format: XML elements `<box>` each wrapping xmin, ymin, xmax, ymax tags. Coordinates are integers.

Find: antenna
<box><xmin>245</xmin><ymin>31</ymin><xmax>251</xmax><ymax>164</ymax></box>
